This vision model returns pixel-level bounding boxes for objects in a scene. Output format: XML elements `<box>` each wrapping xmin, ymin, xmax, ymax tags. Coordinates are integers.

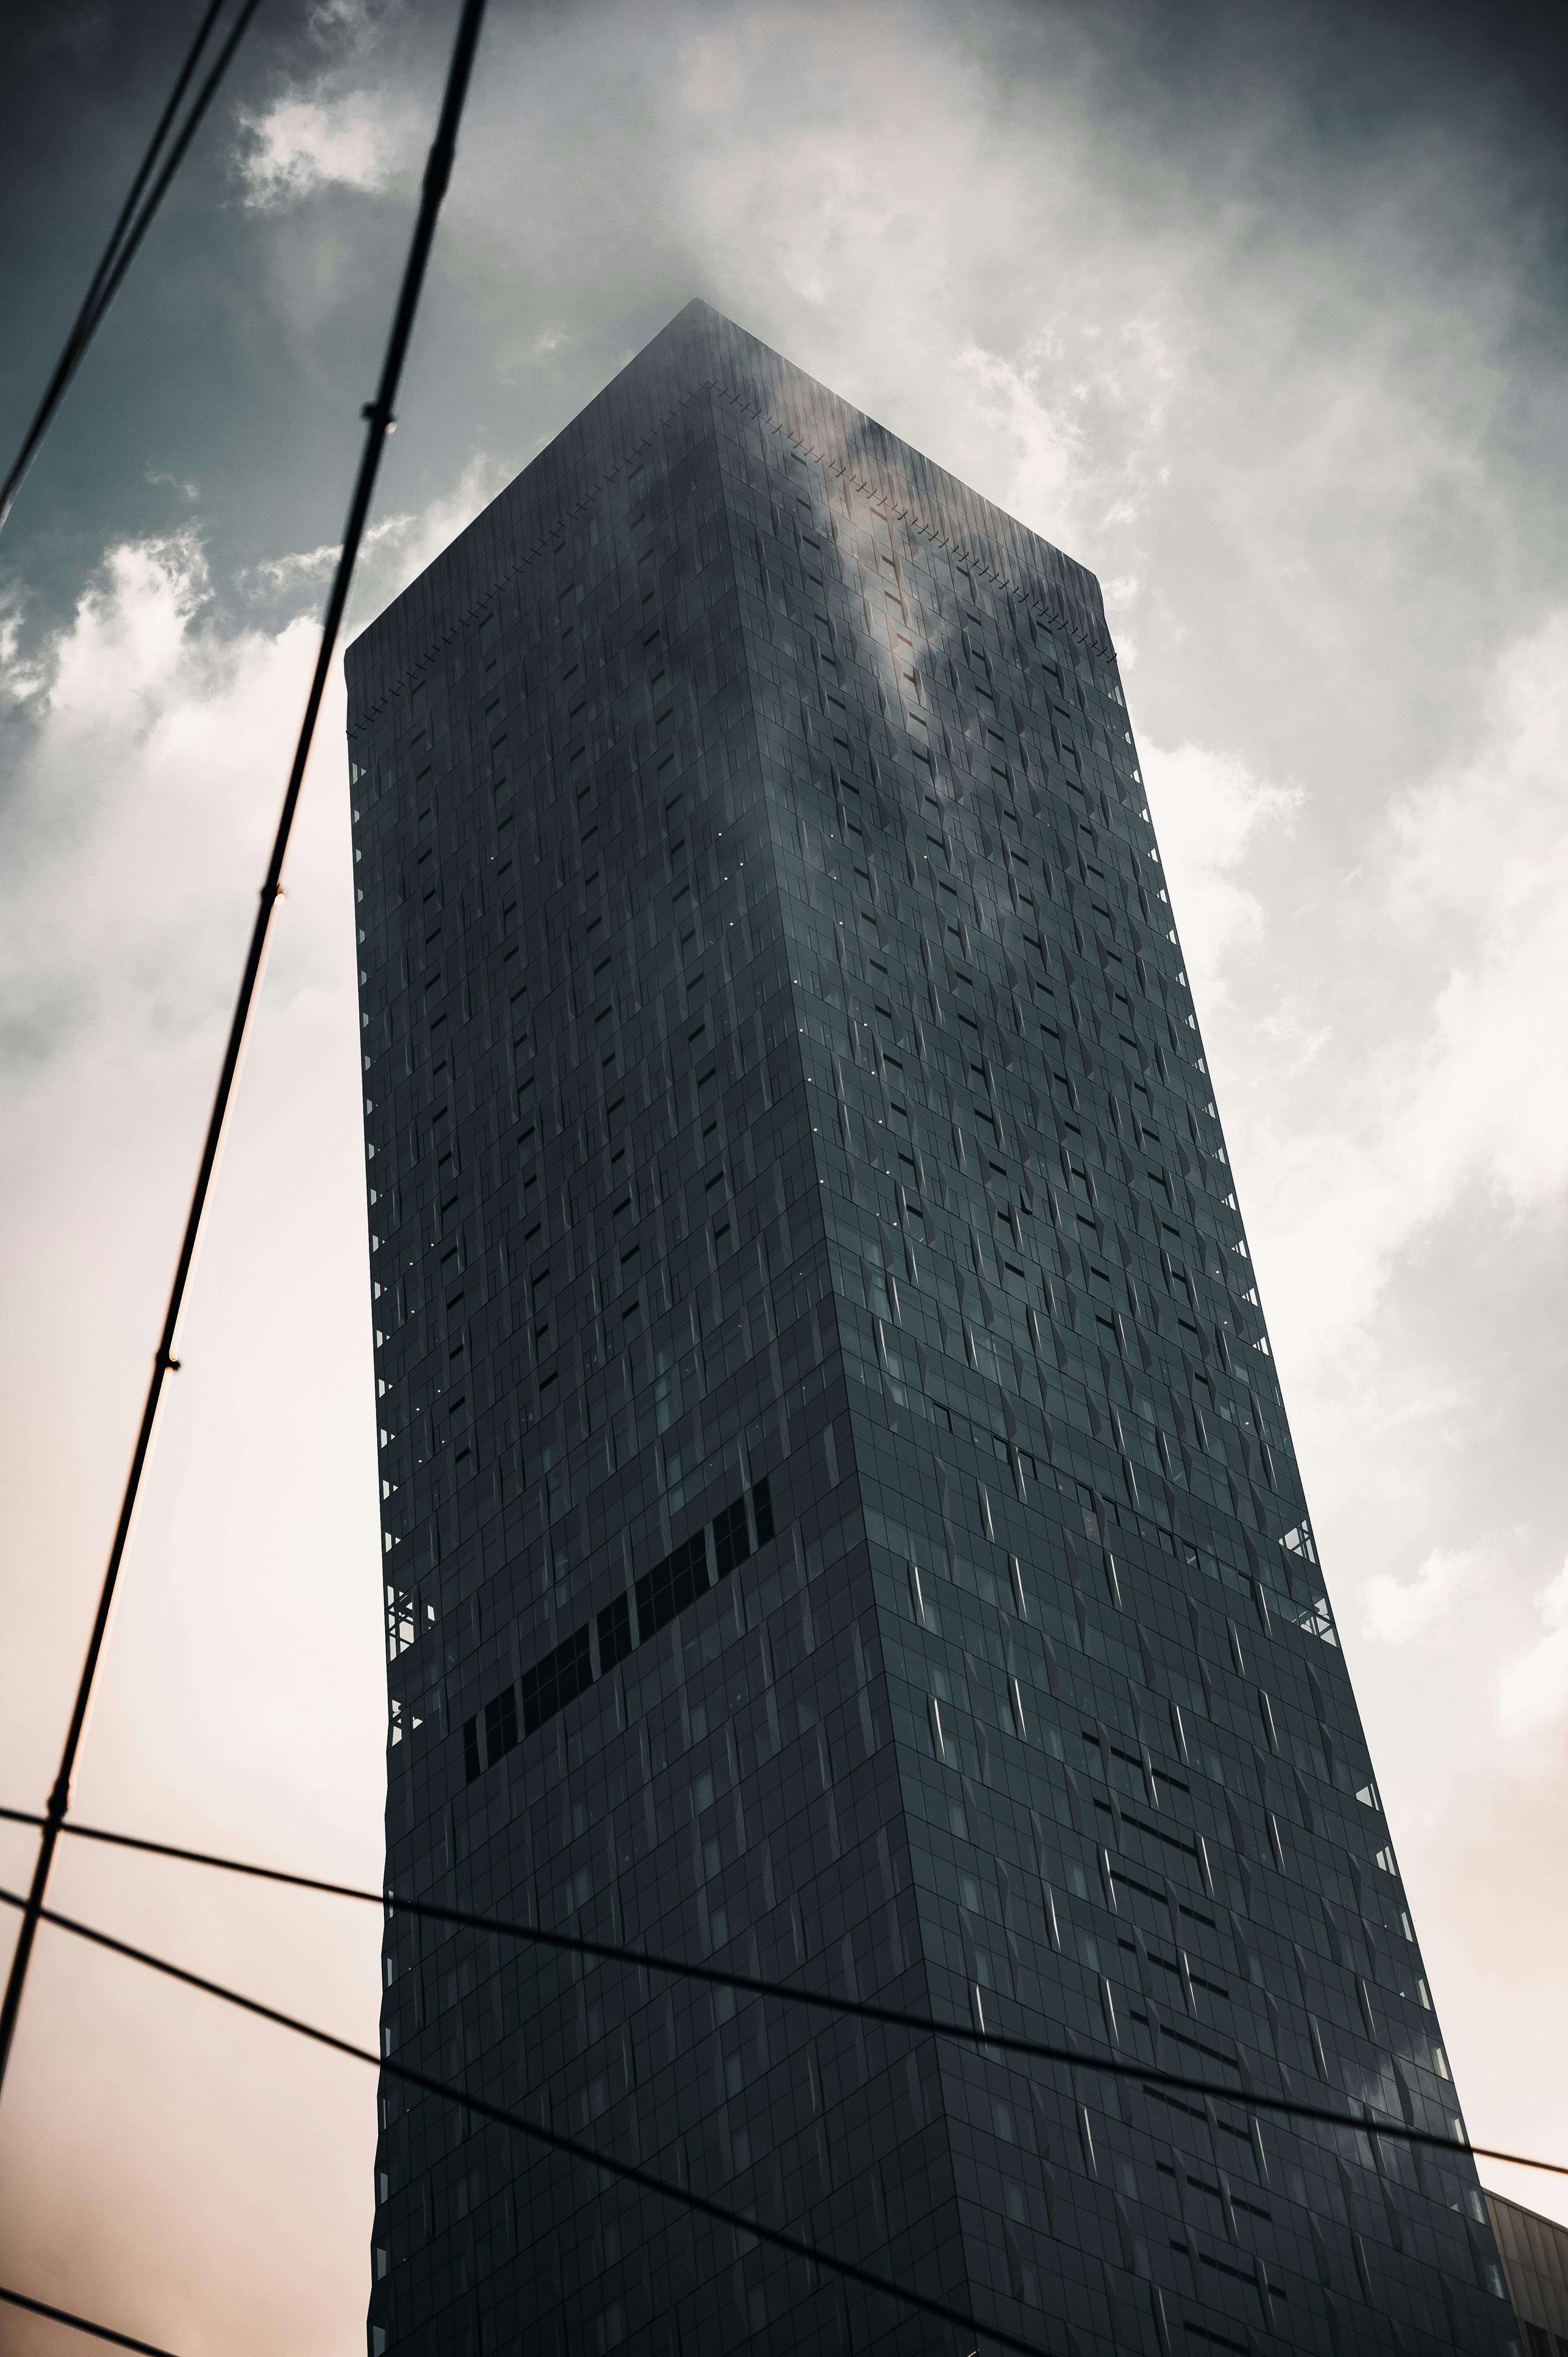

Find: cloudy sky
<box><xmin>2</xmin><ymin>0</ymin><xmax>1566</xmax><ymax>2346</ymax></box>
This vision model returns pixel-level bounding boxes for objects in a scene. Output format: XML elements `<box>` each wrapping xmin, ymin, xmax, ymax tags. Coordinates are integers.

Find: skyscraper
<box><xmin>347</xmin><ymin>302</ymin><xmax>1513</xmax><ymax>2357</ymax></box>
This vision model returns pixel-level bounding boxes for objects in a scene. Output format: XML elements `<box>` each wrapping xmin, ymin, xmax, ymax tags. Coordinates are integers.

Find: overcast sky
<box><xmin>2</xmin><ymin>0</ymin><xmax>1567</xmax><ymax>2348</ymax></box>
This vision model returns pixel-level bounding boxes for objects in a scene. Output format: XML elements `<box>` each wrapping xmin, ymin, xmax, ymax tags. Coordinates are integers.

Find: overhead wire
<box><xmin>0</xmin><ymin>1882</ymin><xmax>1061</xmax><ymax>2357</ymax></box>
<box><xmin>0</xmin><ymin>0</ymin><xmax>491</xmax><ymax>2105</ymax></box>
<box><xmin>0</xmin><ymin>0</ymin><xmax>264</xmax><ymax>535</ymax></box>
<box><xmin>0</xmin><ymin>2282</ymin><xmax>181</xmax><ymax>2357</ymax></box>
<box><xmin>2</xmin><ymin>1804</ymin><xmax>1560</xmax><ymax>2180</ymax></box>
<box><xmin>47</xmin><ymin>0</ymin><xmax>228</xmax><ymax>337</ymax></box>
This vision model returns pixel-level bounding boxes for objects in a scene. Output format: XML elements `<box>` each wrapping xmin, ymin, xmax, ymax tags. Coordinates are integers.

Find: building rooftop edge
<box><xmin>344</xmin><ymin>298</ymin><xmax>1114</xmax><ymax>716</ymax></box>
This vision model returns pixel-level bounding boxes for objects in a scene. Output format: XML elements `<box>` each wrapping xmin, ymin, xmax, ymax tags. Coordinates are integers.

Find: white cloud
<box><xmin>950</xmin><ymin>342</ymin><xmax>1084</xmax><ymax>544</ymax></box>
<box><xmin>0</xmin><ymin>534</ymin><xmax>330</xmax><ymax>1072</ymax></box>
<box><xmin>1365</xmin><ymin>1546</ymin><xmax>1477</xmax><ymax>1645</ymax></box>
<box><xmin>1386</xmin><ymin>613</ymin><xmax>1568</xmax><ymax>1210</ymax></box>
<box><xmin>45</xmin><ymin>530</ymin><xmax>208</xmax><ymax>726</ymax></box>
<box><xmin>237</xmin><ymin>541</ymin><xmax>343</xmax><ymax>599</ymax></box>
<box><xmin>1170</xmin><ymin>606</ymin><xmax>1568</xmax><ymax>1412</ymax></box>
<box><xmin>235</xmin><ymin>94</ymin><xmax>405</xmax><ymax>209</ymax></box>
<box><xmin>1499</xmin><ymin>1561</ymin><xmax>1568</xmax><ymax>1732</ymax></box>
<box><xmin>1</xmin><ymin>590</ymin><xmax>47</xmax><ymax>702</ymax></box>
<box><xmin>1139</xmin><ymin>741</ymin><xmax>1301</xmax><ymax>1005</ymax></box>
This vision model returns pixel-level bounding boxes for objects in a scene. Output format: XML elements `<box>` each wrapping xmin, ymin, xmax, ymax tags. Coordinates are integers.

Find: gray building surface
<box><xmin>347</xmin><ymin>301</ymin><xmax>1516</xmax><ymax>2357</ymax></box>
<box><xmin>1488</xmin><ymin>2196</ymin><xmax>1568</xmax><ymax>2357</ymax></box>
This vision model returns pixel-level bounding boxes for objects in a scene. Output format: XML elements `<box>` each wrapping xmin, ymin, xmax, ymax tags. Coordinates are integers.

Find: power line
<box><xmin>2</xmin><ymin>1883</ymin><xmax>1056</xmax><ymax>2357</ymax></box>
<box><xmin>49</xmin><ymin>0</ymin><xmax>229</xmax><ymax>341</ymax></box>
<box><xmin>0</xmin><ymin>0</ymin><xmax>263</xmax><ymax>536</ymax></box>
<box><xmin>0</xmin><ymin>0</ymin><xmax>491</xmax><ymax>2106</ymax></box>
<box><xmin>0</xmin><ymin>2282</ymin><xmax>181</xmax><ymax>2356</ymax></box>
<box><xmin>3</xmin><ymin>1804</ymin><xmax>1559</xmax><ymax>2180</ymax></box>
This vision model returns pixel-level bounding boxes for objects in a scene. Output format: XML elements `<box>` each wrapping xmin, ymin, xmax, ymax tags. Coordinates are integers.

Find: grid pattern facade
<box><xmin>1487</xmin><ymin>2196</ymin><xmax>1568</xmax><ymax>2357</ymax></box>
<box><xmin>346</xmin><ymin>302</ymin><xmax>1516</xmax><ymax>2357</ymax></box>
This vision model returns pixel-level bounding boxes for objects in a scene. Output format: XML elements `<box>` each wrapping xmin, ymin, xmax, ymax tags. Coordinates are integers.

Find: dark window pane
<box><xmin>484</xmin><ymin>1685</ymin><xmax>518</xmax><ymax>1761</ymax></box>
<box><xmin>597</xmin><ymin>1592</ymin><xmax>633</xmax><ymax>1669</ymax></box>
<box><xmin>712</xmin><ymin>1494</ymin><xmax>751</xmax><ymax>1578</ymax></box>
<box><xmin>521</xmin><ymin>1624</ymin><xmax>594</xmax><ymax>1736</ymax></box>
<box><xmin>636</xmin><ymin>1530</ymin><xmax>710</xmax><ymax>1641</ymax></box>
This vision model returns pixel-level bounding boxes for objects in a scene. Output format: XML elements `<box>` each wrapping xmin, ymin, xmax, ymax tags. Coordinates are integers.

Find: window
<box><xmin>713</xmin><ymin>1494</ymin><xmax>751</xmax><ymax>1577</ymax></box>
<box><xmin>521</xmin><ymin>1626</ymin><xmax>593</xmax><ymax>1736</ymax></box>
<box><xmin>752</xmin><ymin>1477</ymin><xmax>775</xmax><ymax>1544</ymax></box>
<box><xmin>636</xmin><ymin>1531</ymin><xmax>710</xmax><ymax>1642</ymax></box>
<box><xmin>597</xmin><ymin>1594</ymin><xmax>632</xmax><ymax>1670</ymax></box>
<box><xmin>484</xmin><ymin>1686</ymin><xmax>517</xmax><ymax>1762</ymax></box>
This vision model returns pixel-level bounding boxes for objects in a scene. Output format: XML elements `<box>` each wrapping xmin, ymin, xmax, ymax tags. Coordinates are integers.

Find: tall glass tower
<box><xmin>348</xmin><ymin>303</ymin><xmax>1513</xmax><ymax>2357</ymax></box>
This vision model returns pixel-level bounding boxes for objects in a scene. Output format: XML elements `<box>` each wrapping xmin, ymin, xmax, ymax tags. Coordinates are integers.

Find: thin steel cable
<box><xmin>0</xmin><ymin>2282</ymin><xmax>182</xmax><ymax>2356</ymax></box>
<box><xmin>0</xmin><ymin>0</ymin><xmax>490</xmax><ymax>2103</ymax></box>
<box><xmin>0</xmin><ymin>1883</ymin><xmax>1053</xmax><ymax>2357</ymax></box>
<box><xmin>0</xmin><ymin>0</ymin><xmax>257</xmax><ymax>535</ymax></box>
<box><xmin>2</xmin><ymin>1805</ymin><xmax>1558</xmax><ymax>2179</ymax></box>
<box><xmin>57</xmin><ymin>0</ymin><xmax>228</xmax><ymax>345</ymax></box>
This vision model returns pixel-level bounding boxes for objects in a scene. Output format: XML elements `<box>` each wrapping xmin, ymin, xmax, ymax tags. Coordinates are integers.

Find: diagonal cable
<box><xmin>0</xmin><ymin>0</ymin><xmax>490</xmax><ymax>2104</ymax></box>
<box><xmin>60</xmin><ymin>0</ymin><xmax>228</xmax><ymax>346</ymax></box>
<box><xmin>0</xmin><ymin>2281</ymin><xmax>182</xmax><ymax>2355</ymax></box>
<box><xmin>1</xmin><ymin>1882</ymin><xmax>1054</xmax><ymax>2357</ymax></box>
<box><xmin>0</xmin><ymin>0</ymin><xmax>259</xmax><ymax>535</ymax></box>
<box><xmin>2</xmin><ymin>1804</ymin><xmax>1559</xmax><ymax>2178</ymax></box>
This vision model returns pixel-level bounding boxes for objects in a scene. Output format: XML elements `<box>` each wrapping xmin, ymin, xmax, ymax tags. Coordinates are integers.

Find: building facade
<box><xmin>1488</xmin><ymin>2195</ymin><xmax>1568</xmax><ymax>2357</ymax></box>
<box><xmin>347</xmin><ymin>302</ymin><xmax>1516</xmax><ymax>2357</ymax></box>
